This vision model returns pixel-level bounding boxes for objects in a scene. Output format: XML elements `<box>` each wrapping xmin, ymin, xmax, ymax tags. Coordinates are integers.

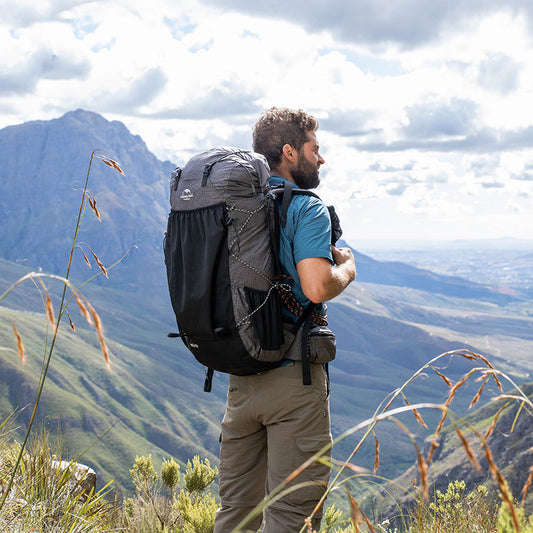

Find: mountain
<box><xmin>346</xmin><ymin>243</ymin><xmax>520</xmax><ymax>305</ymax></box>
<box><xmin>0</xmin><ymin>110</ymin><xmax>530</xmax><ymax>495</ymax></box>
<box><xmin>0</xmin><ymin>109</ymin><xmax>174</xmax><ymax>291</ymax></box>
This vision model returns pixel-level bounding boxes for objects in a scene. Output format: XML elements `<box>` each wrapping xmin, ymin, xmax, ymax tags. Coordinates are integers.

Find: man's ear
<box><xmin>282</xmin><ymin>143</ymin><xmax>297</xmax><ymax>163</ymax></box>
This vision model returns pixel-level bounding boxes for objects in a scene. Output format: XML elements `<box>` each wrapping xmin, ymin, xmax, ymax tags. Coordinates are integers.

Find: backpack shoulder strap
<box><xmin>269</xmin><ymin>181</ymin><xmax>321</xmax><ymax>228</ymax></box>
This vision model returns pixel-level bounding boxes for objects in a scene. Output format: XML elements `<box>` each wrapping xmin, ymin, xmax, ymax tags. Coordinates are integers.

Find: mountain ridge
<box><xmin>0</xmin><ymin>110</ymin><xmax>530</xmax><ymax>497</ymax></box>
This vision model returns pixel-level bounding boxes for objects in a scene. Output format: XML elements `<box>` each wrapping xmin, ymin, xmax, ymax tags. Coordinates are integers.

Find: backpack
<box><xmin>164</xmin><ymin>147</ymin><xmax>338</xmax><ymax>391</ymax></box>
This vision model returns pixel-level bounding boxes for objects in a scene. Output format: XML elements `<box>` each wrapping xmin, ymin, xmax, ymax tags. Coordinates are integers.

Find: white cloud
<box><xmin>0</xmin><ymin>0</ymin><xmax>532</xmax><ymax>242</ymax></box>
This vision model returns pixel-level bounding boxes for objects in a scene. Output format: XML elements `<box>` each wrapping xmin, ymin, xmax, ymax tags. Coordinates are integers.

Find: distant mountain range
<box><xmin>0</xmin><ymin>110</ymin><xmax>530</xmax><ymax>497</ymax></box>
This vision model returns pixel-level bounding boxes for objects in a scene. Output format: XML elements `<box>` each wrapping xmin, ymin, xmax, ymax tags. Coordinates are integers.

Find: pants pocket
<box><xmin>286</xmin><ymin>435</ymin><xmax>331</xmax><ymax>506</ymax></box>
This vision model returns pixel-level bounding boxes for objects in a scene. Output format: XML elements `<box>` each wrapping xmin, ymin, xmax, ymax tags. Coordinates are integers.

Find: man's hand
<box><xmin>297</xmin><ymin>246</ymin><xmax>356</xmax><ymax>304</ymax></box>
<box><xmin>331</xmin><ymin>246</ymin><xmax>356</xmax><ymax>278</ymax></box>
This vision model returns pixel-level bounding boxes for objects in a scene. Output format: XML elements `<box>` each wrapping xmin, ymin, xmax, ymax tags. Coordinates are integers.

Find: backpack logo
<box><xmin>180</xmin><ymin>189</ymin><xmax>193</xmax><ymax>201</ymax></box>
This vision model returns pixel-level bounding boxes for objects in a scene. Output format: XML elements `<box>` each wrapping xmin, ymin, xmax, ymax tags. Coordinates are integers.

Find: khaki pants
<box><xmin>213</xmin><ymin>362</ymin><xmax>332</xmax><ymax>533</ymax></box>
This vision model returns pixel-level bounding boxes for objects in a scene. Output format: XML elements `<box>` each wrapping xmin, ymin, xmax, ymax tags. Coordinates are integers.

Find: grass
<box><xmin>1</xmin><ymin>344</ymin><xmax>532</xmax><ymax>531</ymax></box>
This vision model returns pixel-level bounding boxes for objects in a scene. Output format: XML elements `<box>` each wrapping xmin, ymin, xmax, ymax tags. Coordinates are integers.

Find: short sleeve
<box><xmin>292</xmin><ymin>197</ymin><xmax>333</xmax><ymax>264</ymax></box>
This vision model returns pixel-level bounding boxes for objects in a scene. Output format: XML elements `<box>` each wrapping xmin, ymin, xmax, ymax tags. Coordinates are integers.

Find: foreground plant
<box><xmin>121</xmin><ymin>454</ymin><xmax>218</xmax><ymax>532</ymax></box>
<box><xmin>230</xmin><ymin>349</ymin><xmax>532</xmax><ymax>533</ymax></box>
<box><xmin>0</xmin><ymin>425</ymin><xmax>117</xmax><ymax>532</ymax></box>
<box><xmin>0</xmin><ymin>150</ymin><xmax>125</xmax><ymax>513</ymax></box>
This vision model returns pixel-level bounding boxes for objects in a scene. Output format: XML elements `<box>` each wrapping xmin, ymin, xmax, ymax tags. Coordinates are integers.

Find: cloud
<box><xmin>385</xmin><ymin>183</ymin><xmax>408</xmax><ymax>196</ymax></box>
<box><xmin>320</xmin><ymin>109</ymin><xmax>377</xmax><ymax>137</ymax></box>
<box><xmin>355</xmin><ymin>126</ymin><xmax>533</xmax><ymax>153</ymax></box>
<box><xmin>98</xmin><ymin>68</ymin><xmax>168</xmax><ymax>113</ymax></box>
<box><xmin>0</xmin><ymin>48</ymin><xmax>91</xmax><ymax>94</ymax></box>
<box><xmin>480</xmin><ymin>181</ymin><xmax>505</xmax><ymax>188</ymax></box>
<box><xmin>201</xmin><ymin>0</ymin><xmax>533</xmax><ymax>48</ymax></box>
<box><xmin>147</xmin><ymin>82</ymin><xmax>262</xmax><ymax>120</ymax></box>
<box><xmin>2</xmin><ymin>0</ymin><xmax>92</xmax><ymax>27</ymax></box>
<box><xmin>478</xmin><ymin>53</ymin><xmax>521</xmax><ymax>94</ymax></box>
<box><xmin>368</xmin><ymin>161</ymin><xmax>415</xmax><ymax>173</ymax></box>
<box><xmin>511</xmin><ymin>172</ymin><xmax>533</xmax><ymax>181</ymax></box>
<box><xmin>469</xmin><ymin>155</ymin><xmax>501</xmax><ymax>177</ymax></box>
<box><xmin>404</xmin><ymin>98</ymin><xmax>478</xmax><ymax>139</ymax></box>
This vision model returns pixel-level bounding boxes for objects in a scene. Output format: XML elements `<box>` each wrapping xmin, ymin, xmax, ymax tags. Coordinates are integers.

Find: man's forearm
<box><xmin>322</xmin><ymin>261</ymin><xmax>356</xmax><ymax>301</ymax></box>
<box><xmin>297</xmin><ymin>253</ymin><xmax>356</xmax><ymax>304</ymax></box>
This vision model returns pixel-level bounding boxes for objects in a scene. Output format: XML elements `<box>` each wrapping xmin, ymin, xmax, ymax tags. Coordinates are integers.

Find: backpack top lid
<box><xmin>169</xmin><ymin>147</ymin><xmax>271</xmax><ymax>211</ymax></box>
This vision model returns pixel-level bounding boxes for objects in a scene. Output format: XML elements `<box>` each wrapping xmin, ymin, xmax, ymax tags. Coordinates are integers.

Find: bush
<box><xmin>121</xmin><ymin>454</ymin><xmax>218</xmax><ymax>533</ymax></box>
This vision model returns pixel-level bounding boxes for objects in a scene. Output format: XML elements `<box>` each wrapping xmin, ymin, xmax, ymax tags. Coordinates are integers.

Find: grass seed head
<box><xmin>66</xmin><ymin>310</ymin><xmax>76</xmax><ymax>332</ymax></box>
<box><xmin>90</xmin><ymin>250</ymin><xmax>108</xmax><ymax>278</ymax></box>
<box><xmin>88</xmin><ymin>302</ymin><xmax>110</xmax><ymax>367</ymax></box>
<box><xmin>45</xmin><ymin>291</ymin><xmax>55</xmax><ymax>329</ymax></box>
<box><xmin>521</xmin><ymin>465</ymin><xmax>533</xmax><ymax>504</ymax></box>
<box><xmin>11</xmin><ymin>319</ymin><xmax>25</xmax><ymax>363</ymax></box>
<box><xmin>373</xmin><ymin>432</ymin><xmax>380</xmax><ymax>474</ymax></box>
<box><xmin>469</xmin><ymin>378</ymin><xmax>488</xmax><ymax>409</ymax></box>
<box><xmin>455</xmin><ymin>426</ymin><xmax>482</xmax><ymax>472</ymax></box>
<box><xmin>415</xmin><ymin>444</ymin><xmax>429</xmax><ymax>502</ymax></box>
<box><xmin>88</xmin><ymin>197</ymin><xmax>101</xmax><ymax>221</ymax></box>
<box><xmin>432</xmin><ymin>367</ymin><xmax>453</xmax><ymax>388</ymax></box>
<box><xmin>75</xmin><ymin>294</ymin><xmax>93</xmax><ymax>325</ymax></box>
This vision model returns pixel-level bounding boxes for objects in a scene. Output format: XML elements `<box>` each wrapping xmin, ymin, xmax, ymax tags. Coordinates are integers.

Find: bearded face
<box><xmin>289</xmin><ymin>148</ymin><xmax>320</xmax><ymax>189</ymax></box>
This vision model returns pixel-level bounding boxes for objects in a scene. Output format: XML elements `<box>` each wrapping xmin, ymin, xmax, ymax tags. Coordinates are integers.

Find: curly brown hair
<box><xmin>252</xmin><ymin>107</ymin><xmax>319</xmax><ymax>169</ymax></box>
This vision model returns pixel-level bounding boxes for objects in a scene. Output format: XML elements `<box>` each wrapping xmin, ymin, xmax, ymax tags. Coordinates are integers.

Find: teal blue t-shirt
<box><xmin>269</xmin><ymin>175</ymin><xmax>333</xmax><ymax>323</ymax></box>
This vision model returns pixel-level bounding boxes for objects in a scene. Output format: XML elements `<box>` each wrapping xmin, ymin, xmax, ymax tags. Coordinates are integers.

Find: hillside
<box><xmin>373</xmin><ymin>382</ymin><xmax>533</xmax><ymax>522</ymax></box>
<box><xmin>0</xmin><ymin>110</ymin><xmax>531</xmax><ymax>496</ymax></box>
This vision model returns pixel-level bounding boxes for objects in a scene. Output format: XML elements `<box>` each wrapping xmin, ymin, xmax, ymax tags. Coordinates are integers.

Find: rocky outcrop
<box><xmin>51</xmin><ymin>460</ymin><xmax>98</xmax><ymax>500</ymax></box>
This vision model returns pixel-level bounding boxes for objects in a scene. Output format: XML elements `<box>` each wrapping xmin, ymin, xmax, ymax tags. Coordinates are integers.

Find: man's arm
<box><xmin>296</xmin><ymin>246</ymin><xmax>356</xmax><ymax>304</ymax></box>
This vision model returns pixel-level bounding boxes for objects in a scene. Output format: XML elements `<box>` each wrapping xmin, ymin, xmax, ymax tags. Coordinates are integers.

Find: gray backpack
<box><xmin>164</xmin><ymin>147</ymin><xmax>336</xmax><ymax>391</ymax></box>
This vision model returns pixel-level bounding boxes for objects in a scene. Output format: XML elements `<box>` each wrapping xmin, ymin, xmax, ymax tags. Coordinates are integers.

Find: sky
<box><xmin>2</xmin><ymin>0</ymin><xmax>533</xmax><ymax>247</ymax></box>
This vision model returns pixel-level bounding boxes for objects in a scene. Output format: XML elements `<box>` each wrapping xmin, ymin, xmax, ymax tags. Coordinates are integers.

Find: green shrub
<box><xmin>121</xmin><ymin>454</ymin><xmax>218</xmax><ymax>533</ymax></box>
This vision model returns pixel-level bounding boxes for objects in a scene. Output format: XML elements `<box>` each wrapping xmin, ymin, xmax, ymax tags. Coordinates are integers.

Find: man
<box><xmin>213</xmin><ymin>107</ymin><xmax>356</xmax><ymax>533</ymax></box>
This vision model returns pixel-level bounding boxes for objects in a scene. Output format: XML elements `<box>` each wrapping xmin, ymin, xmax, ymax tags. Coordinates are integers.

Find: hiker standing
<box><xmin>213</xmin><ymin>107</ymin><xmax>356</xmax><ymax>533</ymax></box>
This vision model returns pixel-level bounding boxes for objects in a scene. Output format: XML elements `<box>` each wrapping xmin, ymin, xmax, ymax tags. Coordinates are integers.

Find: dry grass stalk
<box><xmin>304</xmin><ymin>517</ymin><xmax>316</xmax><ymax>533</ymax></box>
<box><xmin>482</xmin><ymin>443</ymin><xmax>520</xmax><ymax>532</ymax></box>
<box><xmin>88</xmin><ymin>196</ymin><xmax>101</xmax><ymax>221</ymax></box>
<box><xmin>99</xmin><ymin>156</ymin><xmax>124</xmax><ymax>175</ymax></box>
<box><xmin>346</xmin><ymin>489</ymin><xmax>374</xmax><ymax>533</ymax></box>
<box><xmin>521</xmin><ymin>465</ymin><xmax>533</xmax><ymax>505</ymax></box>
<box><xmin>11</xmin><ymin>318</ymin><xmax>25</xmax><ymax>363</ymax></box>
<box><xmin>330</xmin><ymin>458</ymin><xmax>368</xmax><ymax>474</ymax></box>
<box><xmin>75</xmin><ymin>294</ymin><xmax>93</xmax><ymax>325</ymax></box>
<box><xmin>66</xmin><ymin>310</ymin><xmax>76</xmax><ymax>332</ymax></box>
<box><xmin>454</xmin><ymin>426</ymin><xmax>482</xmax><ymax>471</ymax></box>
<box><xmin>45</xmin><ymin>291</ymin><xmax>55</xmax><ymax>329</ymax></box>
<box><xmin>415</xmin><ymin>442</ymin><xmax>429</xmax><ymax>502</ymax></box>
<box><xmin>373</xmin><ymin>432</ymin><xmax>380</xmax><ymax>474</ymax></box>
<box><xmin>431</xmin><ymin>367</ymin><xmax>453</xmax><ymax>388</ymax></box>
<box><xmin>449</xmin><ymin>373</ymin><xmax>473</xmax><ymax>401</ymax></box>
<box><xmin>458</xmin><ymin>351</ymin><xmax>478</xmax><ymax>362</ymax></box>
<box><xmin>88</xmin><ymin>302</ymin><xmax>110</xmax><ymax>367</ymax></box>
<box><xmin>81</xmin><ymin>248</ymin><xmax>92</xmax><ymax>269</ymax></box>
<box><xmin>432</xmin><ymin>371</ymin><xmax>476</xmax><ymax>439</ymax></box>
<box><xmin>426</xmin><ymin>439</ymin><xmax>440</xmax><ymax>464</ymax></box>
<box><xmin>404</xmin><ymin>397</ymin><xmax>428</xmax><ymax>428</ymax></box>
<box><xmin>484</xmin><ymin>404</ymin><xmax>507</xmax><ymax>440</ymax></box>
<box><xmin>359</xmin><ymin>504</ymin><xmax>375</xmax><ymax>532</ymax></box>
<box><xmin>469</xmin><ymin>377</ymin><xmax>488</xmax><ymax>409</ymax></box>
<box><xmin>346</xmin><ymin>489</ymin><xmax>361</xmax><ymax>533</ymax></box>
<box><xmin>481</xmin><ymin>368</ymin><xmax>504</xmax><ymax>392</ymax></box>
<box><xmin>90</xmin><ymin>250</ymin><xmax>108</xmax><ymax>278</ymax></box>
<box><xmin>463</xmin><ymin>349</ymin><xmax>494</xmax><ymax>369</ymax></box>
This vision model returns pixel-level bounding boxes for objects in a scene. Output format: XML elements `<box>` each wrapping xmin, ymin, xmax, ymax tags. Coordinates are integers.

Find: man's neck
<box><xmin>270</xmin><ymin>167</ymin><xmax>295</xmax><ymax>183</ymax></box>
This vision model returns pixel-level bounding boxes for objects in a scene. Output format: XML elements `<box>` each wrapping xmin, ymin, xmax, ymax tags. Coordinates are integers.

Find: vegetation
<box><xmin>0</xmin><ymin>152</ymin><xmax>532</xmax><ymax>531</ymax></box>
<box><xmin>120</xmin><ymin>454</ymin><xmax>218</xmax><ymax>532</ymax></box>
